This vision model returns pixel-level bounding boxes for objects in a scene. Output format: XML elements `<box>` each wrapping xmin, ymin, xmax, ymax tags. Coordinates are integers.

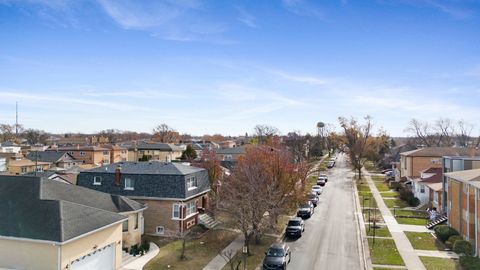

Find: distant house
<box><xmin>0</xmin><ymin>141</ymin><xmax>21</xmax><ymax>153</ymax></box>
<box><xmin>123</xmin><ymin>141</ymin><xmax>183</xmax><ymax>162</ymax></box>
<box><xmin>0</xmin><ymin>175</ymin><xmax>146</xmax><ymax>270</ymax></box>
<box><xmin>102</xmin><ymin>145</ymin><xmax>128</xmax><ymax>163</ymax></box>
<box><xmin>216</xmin><ymin>146</ymin><xmax>246</xmax><ymax>162</ymax></box>
<box><xmin>7</xmin><ymin>158</ymin><xmax>51</xmax><ymax>175</ymax></box>
<box><xmin>77</xmin><ymin>161</ymin><xmax>210</xmax><ymax>236</ymax></box>
<box><xmin>0</xmin><ymin>157</ymin><xmax>5</xmax><ymax>172</ymax></box>
<box><xmin>399</xmin><ymin>147</ymin><xmax>480</xmax><ymax>182</ymax></box>
<box><xmin>26</xmin><ymin>151</ymin><xmax>82</xmax><ymax>169</ymax></box>
<box><xmin>52</xmin><ymin>146</ymin><xmax>111</xmax><ymax>165</ymax></box>
<box><xmin>445</xmin><ymin>169</ymin><xmax>480</xmax><ymax>256</ymax></box>
<box><xmin>411</xmin><ymin>167</ymin><xmax>442</xmax><ymax>207</ymax></box>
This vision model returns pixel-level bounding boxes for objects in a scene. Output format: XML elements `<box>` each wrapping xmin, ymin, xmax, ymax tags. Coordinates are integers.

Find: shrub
<box><xmin>389</xmin><ymin>182</ymin><xmax>402</xmax><ymax>191</ymax></box>
<box><xmin>453</xmin><ymin>240</ymin><xmax>473</xmax><ymax>256</ymax></box>
<box><xmin>434</xmin><ymin>225</ymin><xmax>459</xmax><ymax>242</ymax></box>
<box><xmin>445</xmin><ymin>235</ymin><xmax>463</xmax><ymax>249</ymax></box>
<box><xmin>141</xmin><ymin>240</ymin><xmax>150</xmax><ymax>253</ymax></box>
<box><xmin>460</xmin><ymin>256</ymin><xmax>480</xmax><ymax>270</ymax></box>
<box><xmin>398</xmin><ymin>188</ymin><xmax>420</xmax><ymax>206</ymax></box>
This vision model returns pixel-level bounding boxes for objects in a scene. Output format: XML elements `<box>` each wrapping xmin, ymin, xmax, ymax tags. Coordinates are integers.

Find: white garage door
<box><xmin>70</xmin><ymin>244</ymin><xmax>115</xmax><ymax>270</ymax></box>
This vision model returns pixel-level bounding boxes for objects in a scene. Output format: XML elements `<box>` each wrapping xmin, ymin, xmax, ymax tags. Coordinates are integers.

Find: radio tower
<box><xmin>15</xmin><ymin>102</ymin><xmax>19</xmax><ymax>138</ymax></box>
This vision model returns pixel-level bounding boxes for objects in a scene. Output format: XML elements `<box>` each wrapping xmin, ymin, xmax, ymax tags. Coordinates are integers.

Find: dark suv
<box><xmin>297</xmin><ymin>201</ymin><xmax>314</xmax><ymax>218</ymax></box>
<box><xmin>262</xmin><ymin>243</ymin><xmax>291</xmax><ymax>270</ymax></box>
<box><xmin>285</xmin><ymin>217</ymin><xmax>305</xmax><ymax>238</ymax></box>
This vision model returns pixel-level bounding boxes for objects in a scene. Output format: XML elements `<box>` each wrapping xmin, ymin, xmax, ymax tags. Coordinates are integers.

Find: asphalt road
<box><xmin>284</xmin><ymin>154</ymin><xmax>362</xmax><ymax>270</ymax></box>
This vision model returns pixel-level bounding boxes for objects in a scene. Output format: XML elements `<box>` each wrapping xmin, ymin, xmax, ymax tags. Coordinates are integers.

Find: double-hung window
<box><xmin>187</xmin><ymin>177</ymin><xmax>198</xmax><ymax>190</ymax></box>
<box><xmin>122</xmin><ymin>220</ymin><xmax>128</xmax><ymax>232</ymax></box>
<box><xmin>172</xmin><ymin>204</ymin><xmax>181</xmax><ymax>219</ymax></box>
<box><xmin>186</xmin><ymin>201</ymin><xmax>197</xmax><ymax>216</ymax></box>
<box><xmin>93</xmin><ymin>176</ymin><xmax>102</xmax><ymax>185</ymax></box>
<box><xmin>124</xmin><ymin>178</ymin><xmax>134</xmax><ymax>190</ymax></box>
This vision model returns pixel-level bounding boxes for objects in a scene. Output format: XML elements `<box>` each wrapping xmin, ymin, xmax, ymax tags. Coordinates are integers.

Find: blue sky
<box><xmin>1</xmin><ymin>0</ymin><xmax>480</xmax><ymax>136</ymax></box>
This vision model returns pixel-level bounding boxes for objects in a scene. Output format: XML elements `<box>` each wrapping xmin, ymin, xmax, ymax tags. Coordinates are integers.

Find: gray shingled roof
<box><xmin>85</xmin><ymin>161</ymin><xmax>204</xmax><ymax>175</ymax></box>
<box><xmin>400</xmin><ymin>147</ymin><xmax>480</xmax><ymax>157</ymax></box>
<box><xmin>0</xmin><ymin>176</ymin><xmax>144</xmax><ymax>243</ymax></box>
<box><xmin>26</xmin><ymin>151</ymin><xmax>74</xmax><ymax>163</ymax></box>
<box><xmin>216</xmin><ymin>146</ymin><xmax>246</xmax><ymax>155</ymax></box>
<box><xmin>123</xmin><ymin>141</ymin><xmax>174</xmax><ymax>151</ymax></box>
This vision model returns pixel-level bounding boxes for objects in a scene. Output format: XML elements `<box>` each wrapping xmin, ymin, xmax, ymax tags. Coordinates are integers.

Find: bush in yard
<box><xmin>389</xmin><ymin>182</ymin><xmax>402</xmax><ymax>191</ymax></box>
<box><xmin>460</xmin><ymin>256</ymin><xmax>480</xmax><ymax>270</ymax></box>
<box><xmin>398</xmin><ymin>188</ymin><xmax>419</xmax><ymax>206</ymax></box>
<box><xmin>453</xmin><ymin>240</ymin><xmax>473</xmax><ymax>256</ymax></box>
<box><xmin>434</xmin><ymin>225</ymin><xmax>459</xmax><ymax>242</ymax></box>
<box><xmin>445</xmin><ymin>235</ymin><xmax>463</xmax><ymax>249</ymax></box>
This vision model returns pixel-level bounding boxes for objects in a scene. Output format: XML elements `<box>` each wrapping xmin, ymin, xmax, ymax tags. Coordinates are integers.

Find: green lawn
<box><xmin>394</xmin><ymin>209</ymin><xmax>429</xmax><ymax>218</ymax></box>
<box><xmin>221</xmin><ymin>236</ymin><xmax>277</xmax><ymax>270</ymax></box>
<box><xmin>374</xmin><ymin>181</ymin><xmax>391</xmax><ymax>192</ymax></box>
<box><xmin>365</xmin><ymin>225</ymin><xmax>391</xmax><ymax>237</ymax></box>
<box><xmin>420</xmin><ymin>256</ymin><xmax>461</xmax><ymax>270</ymax></box>
<box><xmin>371</xmin><ymin>175</ymin><xmax>385</xmax><ymax>182</ymax></box>
<box><xmin>383</xmin><ymin>199</ymin><xmax>409</xmax><ymax>209</ymax></box>
<box><xmin>144</xmin><ymin>229</ymin><xmax>239</xmax><ymax>270</ymax></box>
<box><xmin>368</xmin><ymin>238</ymin><xmax>405</xmax><ymax>266</ymax></box>
<box><xmin>405</xmin><ymin>232</ymin><xmax>445</xmax><ymax>251</ymax></box>
<box><xmin>358</xmin><ymin>191</ymin><xmax>372</xmax><ymax>197</ymax></box>
<box><xmin>396</xmin><ymin>217</ymin><xmax>429</xmax><ymax>225</ymax></box>
<box><xmin>380</xmin><ymin>191</ymin><xmax>399</xmax><ymax>198</ymax></box>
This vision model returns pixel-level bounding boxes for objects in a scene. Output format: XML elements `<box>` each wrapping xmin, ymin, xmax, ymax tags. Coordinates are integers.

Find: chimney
<box><xmin>115</xmin><ymin>165</ymin><xmax>121</xmax><ymax>186</ymax></box>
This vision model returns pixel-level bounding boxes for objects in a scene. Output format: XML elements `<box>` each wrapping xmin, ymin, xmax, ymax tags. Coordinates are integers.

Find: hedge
<box><xmin>453</xmin><ymin>240</ymin><xmax>473</xmax><ymax>256</ymax></box>
<box><xmin>445</xmin><ymin>235</ymin><xmax>463</xmax><ymax>249</ymax></box>
<box><xmin>434</xmin><ymin>225</ymin><xmax>459</xmax><ymax>243</ymax></box>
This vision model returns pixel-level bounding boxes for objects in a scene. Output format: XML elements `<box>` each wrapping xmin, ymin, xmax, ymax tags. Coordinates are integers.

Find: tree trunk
<box><xmin>244</xmin><ymin>232</ymin><xmax>251</xmax><ymax>256</ymax></box>
<box><xmin>358</xmin><ymin>167</ymin><xmax>362</xmax><ymax>180</ymax></box>
<box><xmin>180</xmin><ymin>237</ymin><xmax>187</xmax><ymax>260</ymax></box>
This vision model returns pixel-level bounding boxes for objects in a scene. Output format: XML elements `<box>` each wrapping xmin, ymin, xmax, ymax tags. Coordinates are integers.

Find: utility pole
<box><xmin>15</xmin><ymin>102</ymin><xmax>19</xmax><ymax>139</ymax></box>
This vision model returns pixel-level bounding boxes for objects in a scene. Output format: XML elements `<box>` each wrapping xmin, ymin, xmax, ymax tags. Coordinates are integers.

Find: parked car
<box><xmin>381</xmin><ymin>169</ymin><xmax>392</xmax><ymax>174</ymax></box>
<box><xmin>319</xmin><ymin>173</ymin><xmax>328</xmax><ymax>182</ymax></box>
<box><xmin>297</xmin><ymin>201</ymin><xmax>314</xmax><ymax>218</ymax></box>
<box><xmin>311</xmin><ymin>185</ymin><xmax>322</xmax><ymax>195</ymax></box>
<box><xmin>308</xmin><ymin>192</ymin><xmax>319</xmax><ymax>207</ymax></box>
<box><xmin>317</xmin><ymin>177</ymin><xmax>326</xmax><ymax>186</ymax></box>
<box><xmin>285</xmin><ymin>217</ymin><xmax>305</xmax><ymax>238</ymax></box>
<box><xmin>263</xmin><ymin>243</ymin><xmax>291</xmax><ymax>270</ymax></box>
<box><xmin>327</xmin><ymin>161</ymin><xmax>335</xmax><ymax>169</ymax></box>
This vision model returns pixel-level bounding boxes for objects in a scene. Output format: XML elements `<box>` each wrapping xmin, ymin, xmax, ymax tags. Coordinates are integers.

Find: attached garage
<box><xmin>70</xmin><ymin>244</ymin><xmax>115</xmax><ymax>270</ymax></box>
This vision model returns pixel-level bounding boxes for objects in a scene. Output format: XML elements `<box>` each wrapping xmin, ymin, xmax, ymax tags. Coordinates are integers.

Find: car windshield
<box><xmin>308</xmin><ymin>194</ymin><xmax>317</xmax><ymax>199</ymax></box>
<box><xmin>288</xmin><ymin>220</ymin><xmax>301</xmax><ymax>226</ymax></box>
<box><xmin>267</xmin><ymin>248</ymin><xmax>285</xmax><ymax>257</ymax></box>
<box><xmin>300</xmin><ymin>203</ymin><xmax>311</xmax><ymax>208</ymax></box>
<box><xmin>313</xmin><ymin>186</ymin><xmax>321</xmax><ymax>189</ymax></box>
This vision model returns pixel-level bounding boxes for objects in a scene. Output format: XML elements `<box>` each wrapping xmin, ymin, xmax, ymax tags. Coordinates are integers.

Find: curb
<box><xmin>352</xmin><ymin>176</ymin><xmax>374</xmax><ymax>270</ymax></box>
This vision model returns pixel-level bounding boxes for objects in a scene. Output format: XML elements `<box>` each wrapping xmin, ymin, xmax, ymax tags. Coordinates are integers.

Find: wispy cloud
<box><xmin>81</xmin><ymin>90</ymin><xmax>188</xmax><ymax>99</ymax></box>
<box><xmin>236</xmin><ymin>7</ymin><xmax>257</xmax><ymax>28</ymax></box>
<box><xmin>281</xmin><ymin>0</ymin><xmax>325</xmax><ymax>18</ymax></box>
<box><xmin>271</xmin><ymin>70</ymin><xmax>328</xmax><ymax>85</ymax></box>
<box><xmin>391</xmin><ymin>0</ymin><xmax>477</xmax><ymax>19</ymax></box>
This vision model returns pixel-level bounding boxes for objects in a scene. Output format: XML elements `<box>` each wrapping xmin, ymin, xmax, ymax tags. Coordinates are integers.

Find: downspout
<box><xmin>57</xmin><ymin>244</ymin><xmax>61</xmax><ymax>270</ymax></box>
<box><xmin>476</xmin><ymin>188</ymin><xmax>478</xmax><ymax>256</ymax></box>
<box><xmin>467</xmin><ymin>184</ymin><xmax>470</xmax><ymax>241</ymax></box>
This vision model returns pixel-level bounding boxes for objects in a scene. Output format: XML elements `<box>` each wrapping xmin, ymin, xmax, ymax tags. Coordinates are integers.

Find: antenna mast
<box><xmin>15</xmin><ymin>102</ymin><xmax>18</xmax><ymax>138</ymax></box>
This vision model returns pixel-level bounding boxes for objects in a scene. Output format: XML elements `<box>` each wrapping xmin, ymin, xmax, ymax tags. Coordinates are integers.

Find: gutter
<box><xmin>128</xmin><ymin>189</ymin><xmax>211</xmax><ymax>202</ymax></box>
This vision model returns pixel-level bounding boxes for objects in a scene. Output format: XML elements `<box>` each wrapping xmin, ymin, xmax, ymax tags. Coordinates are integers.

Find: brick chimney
<box><xmin>115</xmin><ymin>165</ymin><xmax>121</xmax><ymax>186</ymax></box>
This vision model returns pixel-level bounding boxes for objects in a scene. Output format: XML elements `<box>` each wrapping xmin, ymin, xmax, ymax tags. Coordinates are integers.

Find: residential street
<box><xmin>284</xmin><ymin>154</ymin><xmax>362</xmax><ymax>270</ymax></box>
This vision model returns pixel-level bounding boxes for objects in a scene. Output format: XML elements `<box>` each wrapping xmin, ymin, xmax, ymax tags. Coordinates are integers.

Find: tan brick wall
<box><xmin>411</xmin><ymin>157</ymin><xmax>442</xmax><ymax>177</ymax></box>
<box><xmin>449</xmin><ymin>180</ymin><xmax>461</xmax><ymax>232</ymax></box>
<box><xmin>122</xmin><ymin>212</ymin><xmax>143</xmax><ymax>248</ymax></box>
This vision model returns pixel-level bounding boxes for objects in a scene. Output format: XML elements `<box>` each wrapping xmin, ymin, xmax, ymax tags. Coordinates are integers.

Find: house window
<box><xmin>93</xmin><ymin>176</ymin><xmax>102</xmax><ymax>185</ymax></box>
<box><xmin>79</xmin><ymin>151</ymin><xmax>86</xmax><ymax>156</ymax></box>
<box><xmin>156</xmin><ymin>226</ymin><xmax>165</xmax><ymax>235</ymax></box>
<box><xmin>186</xmin><ymin>201</ymin><xmax>197</xmax><ymax>216</ymax></box>
<box><xmin>224</xmin><ymin>154</ymin><xmax>233</xmax><ymax>161</ymax></box>
<box><xmin>103</xmin><ymin>151</ymin><xmax>109</xmax><ymax>155</ymax></box>
<box><xmin>420</xmin><ymin>185</ymin><xmax>425</xmax><ymax>193</ymax></box>
<box><xmin>21</xmin><ymin>167</ymin><xmax>27</xmax><ymax>173</ymax></box>
<box><xmin>172</xmin><ymin>204</ymin><xmax>181</xmax><ymax>219</ymax></box>
<box><xmin>134</xmin><ymin>214</ymin><xmax>139</xmax><ymax>230</ymax></box>
<box><xmin>122</xmin><ymin>220</ymin><xmax>128</xmax><ymax>232</ymax></box>
<box><xmin>187</xmin><ymin>177</ymin><xmax>198</xmax><ymax>190</ymax></box>
<box><xmin>124</xmin><ymin>178</ymin><xmax>134</xmax><ymax>190</ymax></box>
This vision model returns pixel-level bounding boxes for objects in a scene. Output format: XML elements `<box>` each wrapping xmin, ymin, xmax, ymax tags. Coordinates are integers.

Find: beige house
<box><xmin>0</xmin><ymin>175</ymin><xmax>146</xmax><ymax>270</ymax></box>
<box><xmin>123</xmin><ymin>141</ymin><xmax>183</xmax><ymax>162</ymax></box>
<box><xmin>103</xmin><ymin>145</ymin><xmax>128</xmax><ymax>163</ymax></box>
<box><xmin>399</xmin><ymin>147</ymin><xmax>480</xmax><ymax>181</ymax></box>
<box><xmin>8</xmin><ymin>158</ymin><xmax>51</xmax><ymax>175</ymax></box>
<box><xmin>53</xmin><ymin>146</ymin><xmax>111</xmax><ymax>165</ymax></box>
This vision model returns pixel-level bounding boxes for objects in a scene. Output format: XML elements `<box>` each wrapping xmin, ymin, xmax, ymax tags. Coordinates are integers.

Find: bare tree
<box><xmin>435</xmin><ymin>118</ymin><xmax>455</xmax><ymax>146</ymax></box>
<box><xmin>339</xmin><ymin>116</ymin><xmax>373</xmax><ymax>179</ymax></box>
<box><xmin>23</xmin><ymin>129</ymin><xmax>49</xmax><ymax>145</ymax></box>
<box><xmin>153</xmin><ymin>123</ymin><xmax>179</xmax><ymax>143</ymax></box>
<box><xmin>0</xmin><ymin>124</ymin><xmax>15</xmax><ymax>142</ymax></box>
<box><xmin>457</xmin><ymin>120</ymin><xmax>473</xmax><ymax>147</ymax></box>
<box><xmin>98</xmin><ymin>129</ymin><xmax>122</xmax><ymax>144</ymax></box>
<box><xmin>405</xmin><ymin>119</ymin><xmax>440</xmax><ymax>147</ymax></box>
<box><xmin>253</xmin><ymin>124</ymin><xmax>279</xmax><ymax>145</ymax></box>
<box><xmin>285</xmin><ymin>131</ymin><xmax>308</xmax><ymax>162</ymax></box>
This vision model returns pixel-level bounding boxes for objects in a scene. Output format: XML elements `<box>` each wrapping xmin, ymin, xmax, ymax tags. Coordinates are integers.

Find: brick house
<box><xmin>52</xmin><ymin>146</ymin><xmax>111</xmax><ymax>165</ymax></box>
<box><xmin>26</xmin><ymin>151</ymin><xmax>82</xmax><ymax>169</ymax></box>
<box><xmin>411</xmin><ymin>167</ymin><xmax>442</xmax><ymax>208</ymax></box>
<box><xmin>77</xmin><ymin>161</ymin><xmax>210</xmax><ymax>236</ymax></box>
<box><xmin>445</xmin><ymin>169</ymin><xmax>480</xmax><ymax>256</ymax></box>
<box><xmin>122</xmin><ymin>141</ymin><xmax>183</xmax><ymax>162</ymax></box>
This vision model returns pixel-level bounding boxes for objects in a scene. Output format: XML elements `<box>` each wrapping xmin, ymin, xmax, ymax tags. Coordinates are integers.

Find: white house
<box><xmin>0</xmin><ymin>141</ymin><xmax>21</xmax><ymax>154</ymax></box>
<box><xmin>411</xmin><ymin>167</ymin><xmax>442</xmax><ymax>206</ymax></box>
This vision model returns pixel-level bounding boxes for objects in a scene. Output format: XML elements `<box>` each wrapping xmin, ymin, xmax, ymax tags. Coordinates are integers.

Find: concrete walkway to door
<box><xmin>364</xmin><ymin>170</ymin><xmax>427</xmax><ymax>270</ymax></box>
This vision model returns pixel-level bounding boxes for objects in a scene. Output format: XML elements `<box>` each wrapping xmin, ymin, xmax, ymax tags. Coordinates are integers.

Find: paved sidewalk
<box><xmin>365</xmin><ymin>171</ymin><xmax>426</xmax><ymax>270</ymax></box>
<box><xmin>400</xmin><ymin>224</ymin><xmax>432</xmax><ymax>233</ymax></box>
<box><xmin>203</xmin><ymin>234</ymin><xmax>245</xmax><ymax>270</ymax></box>
<box><xmin>415</xmin><ymin>250</ymin><xmax>459</xmax><ymax>259</ymax></box>
<box><xmin>372</xmin><ymin>265</ymin><xmax>407</xmax><ymax>269</ymax></box>
<box><xmin>120</xmin><ymin>242</ymin><xmax>160</xmax><ymax>270</ymax></box>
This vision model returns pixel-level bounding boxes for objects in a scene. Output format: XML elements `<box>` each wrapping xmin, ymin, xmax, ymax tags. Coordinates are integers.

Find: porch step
<box><xmin>199</xmin><ymin>213</ymin><xmax>221</xmax><ymax>229</ymax></box>
<box><xmin>426</xmin><ymin>214</ymin><xmax>448</xmax><ymax>230</ymax></box>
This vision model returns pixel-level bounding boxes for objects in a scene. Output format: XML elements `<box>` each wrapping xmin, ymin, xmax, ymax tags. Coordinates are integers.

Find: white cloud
<box><xmin>237</xmin><ymin>7</ymin><xmax>257</xmax><ymax>28</ymax></box>
<box><xmin>272</xmin><ymin>70</ymin><xmax>328</xmax><ymax>85</ymax></box>
<box><xmin>281</xmin><ymin>0</ymin><xmax>325</xmax><ymax>18</ymax></box>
